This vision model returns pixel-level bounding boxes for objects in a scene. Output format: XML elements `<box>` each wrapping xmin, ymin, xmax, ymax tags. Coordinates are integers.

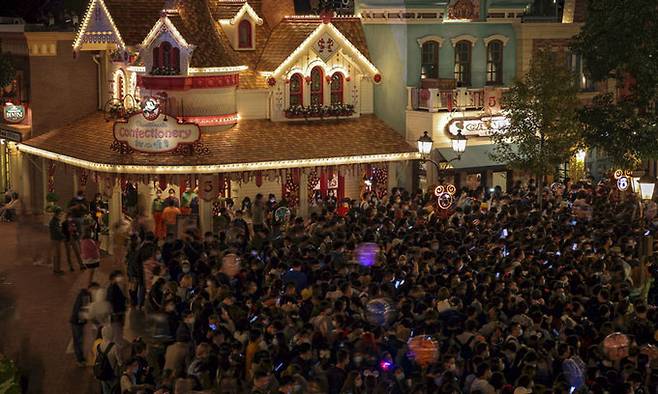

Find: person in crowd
<box><xmin>162</xmin><ymin>200</ymin><xmax>181</xmax><ymax>239</ymax></box>
<box><xmin>106</xmin><ymin>270</ymin><xmax>128</xmax><ymax>344</ymax></box>
<box><xmin>94</xmin><ymin>325</ymin><xmax>122</xmax><ymax>394</ymax></box>
<box><xmin>70</xmin><ymin>282</ymin><xmax>98</xmax><ymax>366</ymax></box>
<box><xmin>152</xmin><ymin>190</ymin><xmax>166</xmax><ymax>240</ymax></box>
<box><xmin>70</xmin><ymin>178</ymin><xmax>658</xmax><ymax>393</ymax></box>
<box><xmin>164</xmin><ymin>188</ymin><xmax>179</xmax><ymax>208</ymax></box>
<box><xmin>49</xmin><ymin>207</ymin><xmax>66</xmax><ymax>275</ymax></box>
<box><xmin>80</xmin><ymin>229</ymin><xmax>101</xmax><ymax>285</ymax></box>
<box><xmin>62</xmin><ymin>212</ymin><xmax>85</xmax><ymax>271</ymax></box>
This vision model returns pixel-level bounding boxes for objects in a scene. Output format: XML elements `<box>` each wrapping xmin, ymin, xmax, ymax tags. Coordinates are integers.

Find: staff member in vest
<box><xmin>152</xmin><ymin>190</ymin><xmax>166</xmax><ymax>240</ymax></box>
<box><xmin>162</xmin><ymin>200</ymin><xmax>181</xmax><ymax>239</ymax></box>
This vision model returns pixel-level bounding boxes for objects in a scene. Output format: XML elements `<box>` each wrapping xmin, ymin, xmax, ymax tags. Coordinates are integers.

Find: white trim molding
<box><xmin>17</xmin><ymin>143</ymin><xmax>420</xmax><ymax>175</ymax></box>
<box><xmin>141</xmin><ymin>15</ymin><xmax>191</xmax><ymax>49</ymax></box>
<box><xmin>417</xmin><ymin>35</ymin><xmax>444</xmax><ymax>47</ymax></box>
<box><xmin>450</xmin><ymin>34</ymin><xmax>478</xmax><ymax>47</ymax></box>
<box><xmin>483</xmin><ymin>34</ymin><xmax>510</xmax><ymax>47</ymax></box>
<box><xmin>226</xmin><ymin>3</ymin><xmax>264</xmax><ymax>26</ymax></box>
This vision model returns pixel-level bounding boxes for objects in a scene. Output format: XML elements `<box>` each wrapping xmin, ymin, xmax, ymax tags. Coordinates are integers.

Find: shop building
<box><xmin>357</xmin><ymin>0</ymin><xmax>600</xmax><ymax>190</ymax></box>
<box><xmin>0</xmin><ymin>18</ymin><xmax>98</xmax><ymax>211</ymax></box>
<box><xmin>17</xmin><ymin>0</ymin><xmax>418</xmax><ymax>244</ymax></box>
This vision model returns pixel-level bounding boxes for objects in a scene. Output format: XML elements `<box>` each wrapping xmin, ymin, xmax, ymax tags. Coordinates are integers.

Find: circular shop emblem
<box><xmin>141</xmin><ymin>97</ymin><xmax>160</xmax><ymax>121</ymax></box>
<box><xmin>617</xmin><ymin>176</ymin><xmax>629</xmax><ymax>191</ymax></box>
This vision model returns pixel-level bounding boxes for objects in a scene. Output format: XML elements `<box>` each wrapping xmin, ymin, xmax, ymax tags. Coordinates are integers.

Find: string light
<box><xmin>141</xmin><ymin>15</ymin><xmax>192</xmax><ymax>49</ymax></box>
<box><xmin>17</xmin><ymin>143</ymin><xmax>419</xmax><ymax>175</ymax></box>
<box><xmin>221</xmin><ymin>3</ymin><xmax>263</xmax><ymax>26</ymax></box>
<box><xmin>188</xmin><ymin>66</ymin><xmax>248</xmax><ymax>74</ymax></box>
<box><xmin>73</xmin><ymin>0</ymin><xmax>126</xmax><ymax>50</ymax></box>
<box><xmin>271</xmin><ymin>22</ymin><xmax>380</xmax><ymax>79</ymax></box>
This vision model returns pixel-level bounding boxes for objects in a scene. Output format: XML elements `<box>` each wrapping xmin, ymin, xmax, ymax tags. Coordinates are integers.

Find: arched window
<box><xmin>116</xmin><ymin>74</ymin><xmax>124</xmax><ymax>100</ymax></box>
<box><xmin>310</xmin><ymin>66</ymin><xmax>324</xmax><ymax>106</ymax></box>
<box><xmin>238</xmin><ymin>20</ymin><xmax>252</xmax><ymax>49</ymax></box>
<box><xmin>151</xmin><ymin>41</ymin><xmax>180</xmax><ymax>74</ymax></box>
<box><xmin>330</xmin><ymin>72</ymin><xmax>344</xmax><ymax>105</ymax></box>
<box><xmin>486</xmin><ymin>40</ymin><xmax>503</xmax><ymax>85</ymax></box>
<box><xmin>454</xmin><ymin>41</ymin><xmax>472</xmax><ymax>87</ymax></box>
<box><xmin>421</xmin><ymin>41</ymin><xmax>439</xmax><ymax>79</ymax></box>
<box><xmin>289</xmin><ymin>73</ymin><xmax>303</xmax><ymax>106</ymax></box>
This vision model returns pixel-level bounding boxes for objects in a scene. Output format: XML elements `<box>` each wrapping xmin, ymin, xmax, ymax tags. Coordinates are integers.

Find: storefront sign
<box><xmin>0</xmin><ymin>127</ymin><xmax>22</xmax><ymax>142</ymax></box>
<box><xmin>113</xmin><ymin>113</ymin><xmax>200</xmax><ymax>153</ymax></box>
<box><xmin>447</xmin><ymin>115</ymin><xmax>509</xmax><ymax>137</ymax></box>
<box><xmin>3</xmin><ymin>104</ymin><xmax>26</xmax><ymax>123</ymax></box>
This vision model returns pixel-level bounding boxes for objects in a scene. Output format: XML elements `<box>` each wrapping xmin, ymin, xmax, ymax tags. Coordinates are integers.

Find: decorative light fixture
<box><xmin>417</xmin><ymin>131</ymin><xmax>433</xmax><ymax>157</ymax></box>
<box><xmin>451</xmin><ymin>129</ymin><xmax>467</xmax><ymax>155</ymax></box>
<box><xmin>638</xmin><ymin>174</ymin><xmax>656</xmax><ymax>201</ymax></box>
<box><xmin>575</xmin><ymin>149</ymin><xmax>586</xmax><ymax>163</ymax></box>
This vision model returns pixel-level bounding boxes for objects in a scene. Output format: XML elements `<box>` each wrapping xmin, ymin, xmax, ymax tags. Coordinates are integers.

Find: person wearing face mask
<box><xmin>340</xmin><ymin>371</ymin><xmax>365</xmax><ymax>394</ymax></box>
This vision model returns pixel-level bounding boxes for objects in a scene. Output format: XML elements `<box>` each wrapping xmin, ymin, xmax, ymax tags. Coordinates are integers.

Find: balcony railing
<box><xmin>407</xmin><ymin>86</ymin><xmax>508</xmax><ymax>112</ymax></box>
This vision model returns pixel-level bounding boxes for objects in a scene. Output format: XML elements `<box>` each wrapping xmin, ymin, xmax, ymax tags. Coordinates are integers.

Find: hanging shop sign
<box><xmin>3</xmin><ymin>103</ymin><xmax>26</xmax><ymax>123</ymax></box>
<box><xmin>446</xmin><ymin>115</ymin><xmax>509</xmax><ymax>137</ymax></box>
<box><xmin>113</xmin><ymin>113</ymin><xmax>200</xmax><ymax>153</ymax></box>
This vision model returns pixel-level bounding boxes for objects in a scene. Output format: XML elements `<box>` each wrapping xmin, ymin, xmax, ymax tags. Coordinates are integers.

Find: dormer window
<box><xmin>152</xmin><ymin>41</ymin><xmax>180</xmax><ymax>74</ymax></box>
<box><xmin>238</xmin><ymin>20</ymin><xmax>253</xmax><ymax>49</ymax></box>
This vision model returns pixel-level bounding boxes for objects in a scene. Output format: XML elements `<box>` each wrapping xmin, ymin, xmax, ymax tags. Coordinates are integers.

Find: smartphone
<box><xmin>645</xmin><ymin>230</ymin><xmax>651</xmax><ymax>236</ymax></box>
<box><xmin>495</xmin><ymin>272</ymin><xmax>501</xmax><ymax>279</ymax></box>
<box><xmin>570</xmin><ymin>386</ymin><xmax>576</xmax><ymax>394</ymax></box>
<box><xmin>500</xmin><ymin>229</ymin><xmax>508</xmax><ymax>239</ymax></box>
<box><xmin>552</xmin><ymin>329</ymin><xmax>560</xmax><ymax>337</ymax></box>
<box><xmin>572</xmin><ymin>243</ymin><xmax>578</xmax><ymax>251</ymax></box>
<box><xmin>274</xmin><ymin>362</ymin><xmax>285</xmax><ymax>372</ymax></box>
<box><xmin>209</xmin><ymin>323</ymin><xmax>217</xmax><ymax>331</ymax></box>
<box><xmin>249</xmin><ymin>315</ymin><xmax>258</xmax><ymax>323</ymax></box>
<box><xmin>394</xmin><ymin>279</ymin><xmax>405</xmax><ymax>289</ymax></box>
<box><xmin>556</xmin><ymin>251</ymin><xmax>561</xmax><ymax>256</ymax></box>
<box><xmin>570</xmin><ymin>220</ymin><xmax>577</xmax><ymax>226</ymax></box>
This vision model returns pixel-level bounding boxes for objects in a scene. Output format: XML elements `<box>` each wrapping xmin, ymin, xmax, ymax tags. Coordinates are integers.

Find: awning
<box><xmin>437</xmin><ymin>144</ymin><xmax>508</xmax><ymax>170</ymax></box>
<box><xmin>19</xmin><ymin>112</ymin><xmax>419</xmax><ymax>174</ymax></box>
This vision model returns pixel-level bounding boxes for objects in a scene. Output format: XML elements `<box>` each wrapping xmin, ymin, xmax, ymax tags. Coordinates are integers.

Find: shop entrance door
<box><xmin>492</xmin><ymin>171</ymin><xmax>507</xmax><ymax>193</ymax></box>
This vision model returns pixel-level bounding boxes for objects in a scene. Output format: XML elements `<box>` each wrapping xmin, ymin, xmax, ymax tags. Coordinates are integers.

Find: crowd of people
<box><xmin>66</xmin><ymin>179</ymin><xmax>658</xmax><ymax>394</ymax></box>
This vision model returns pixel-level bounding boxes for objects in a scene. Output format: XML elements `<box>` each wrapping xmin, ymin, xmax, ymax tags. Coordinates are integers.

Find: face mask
<box><xmin>182</xmin><ymin>267</ymin><xmax>190</xmax><ymax>273</ymax></box>
<box><xmin>353</xmin><ymin>356</ymin><xmax>363</xmax><ymax>364</ymax></box>
<box><xmin>272</xmin><ymin>338</ymin><xmax>278</xmax><ymax>346</ymax></box>
<box><xmin>155</xmin><ymin>254</ymin><xmax>162</xmax><ymax>261</ymax></box>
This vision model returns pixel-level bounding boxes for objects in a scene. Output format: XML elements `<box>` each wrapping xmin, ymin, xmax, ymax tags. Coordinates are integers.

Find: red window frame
<box><xmin>238</xmin><ymin>20</ymin><xmax>252</xmax><ymax>49</ymax></box>
<box><xmin>310</xmin><ymin>66</ymin><xmax>324</xmax><ymax>106</ymax></box>
<box><xmin>152</xmin><ymin>41</ymin><xmax>180</xmax><ymax>73</ymax></box>
<box><xmin>330</xmin><ymin>72</ymin><xmax>344</xmax><ymax>104</ymax></box>
<box><xmin>289</xmin><ymin>73</ymin><xmax>303</xmax><ymax>106</ymax></box>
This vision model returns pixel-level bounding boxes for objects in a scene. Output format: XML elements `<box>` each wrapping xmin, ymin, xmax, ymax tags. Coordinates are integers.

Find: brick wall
<box><xmin>29</xmin><ymin>40</ymin><xmax>98</xmax><ymax>136</ymax></box>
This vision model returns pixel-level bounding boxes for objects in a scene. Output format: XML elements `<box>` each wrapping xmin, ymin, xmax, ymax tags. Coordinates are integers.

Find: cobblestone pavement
<box><xmin>0</xmin><ymin>218</ymin><xmax>121</xmax><ymax>394</ymax></box>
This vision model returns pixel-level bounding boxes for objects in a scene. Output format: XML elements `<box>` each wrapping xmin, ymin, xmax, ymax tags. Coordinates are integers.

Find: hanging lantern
<box><xmin>603</xmin><ymin>332</ymin><xmax>630</xmax><ymax>361</ymax></box>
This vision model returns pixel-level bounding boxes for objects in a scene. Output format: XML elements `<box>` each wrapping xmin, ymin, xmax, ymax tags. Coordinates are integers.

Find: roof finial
<box><xmin>320</xmin><ymin>9</ymin><xmax>334</xmax><ymax>24</ymax></box>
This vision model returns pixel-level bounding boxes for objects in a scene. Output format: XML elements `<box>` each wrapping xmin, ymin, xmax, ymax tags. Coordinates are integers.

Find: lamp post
<box><xmin>637</xmin><ymin>173</ymin><xmax>655</xmax><ymax>301</ymax></box>
<box><xmin>416</xmin><ymin>130</ymin><xmax>467</xmax><ymax>174</ymax></box>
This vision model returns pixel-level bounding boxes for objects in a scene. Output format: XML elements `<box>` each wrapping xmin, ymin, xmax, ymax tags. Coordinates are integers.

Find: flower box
<box><xmin>284</xmin><ymin>104</ymin><xmax>355</xmax><ymax>119</ymax></box>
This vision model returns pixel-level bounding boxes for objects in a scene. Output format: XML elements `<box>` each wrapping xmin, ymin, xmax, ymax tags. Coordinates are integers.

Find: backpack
<box><xmin>94</xmin><ymin>343</ymin><xmax>116</xmax><ymax>381</ymax></box>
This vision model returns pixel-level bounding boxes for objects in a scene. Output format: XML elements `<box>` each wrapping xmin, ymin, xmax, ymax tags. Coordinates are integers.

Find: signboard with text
<box><xmin>3</xmin><ymin>104</ymin><xmax>26</xmax><ymax>123</ymax></box>
<box><xmin>447</xmin><ymin>115</ymin><xmax>509</xmax><ymax>137</ymax></box>
<box><xmin>113</xmin><ymin>113</ymin><xmax>200</xmax><ymax>153</ymax></box>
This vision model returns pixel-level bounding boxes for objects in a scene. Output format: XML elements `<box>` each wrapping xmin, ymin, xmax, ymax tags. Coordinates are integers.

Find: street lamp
<box><xmin>417</xmin><ymin>131</ymin><xmax>433</xmax><ymax>157</ymax></box>
<box><xmin>451</xmin><ymin>129</ymin><xmax>467</xmax><ymax>155</ymax></box>
<box><xmin>638</xmin><ymin>174</ymin><xmax>656</xmax><ymax>201</ymax></box>
<box><xmin>416</xmin><ymin>130</ymin><xmax>468</xmax><ymax>163</ymax></box>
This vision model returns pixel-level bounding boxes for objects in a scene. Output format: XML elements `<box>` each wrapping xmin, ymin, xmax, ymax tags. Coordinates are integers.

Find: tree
<box><xmin>572</xmin><ymin>0</ymin><xmax>658</xmax><ymax>170</ymax></box>
<box><xmin>490</xmin><ymin>50</ymin><xmax>582</xmax><ymax>207</ymax></box>
<box><xmin>0</xmin><ymin>53</ymin><xmax>15</xmax><ymax>90</ymax></box>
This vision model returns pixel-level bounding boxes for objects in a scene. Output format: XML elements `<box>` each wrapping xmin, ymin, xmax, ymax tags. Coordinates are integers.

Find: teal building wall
<box><xmin>358</xmin><ymin>1</ymin><xmax>521</xmax><ymax>134</ymax></box>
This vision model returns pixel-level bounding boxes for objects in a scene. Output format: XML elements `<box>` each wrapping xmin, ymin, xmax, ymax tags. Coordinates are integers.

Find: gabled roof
<box><xmin>103</xmin><ymin>0</ymin><xmax>165</xmax><ymax>46</ymax></box>
<box><xmin>73</xmin><ymin>0</ymin><xmax>127</xmax><ymax>50</ymax></box>
<box><xmin>257</xmin><ymin>17</ymin><xmax>374</xmax><ymax>76</ymax></box>
<box><xmin>169</xmin><ymin>1</ymin><xmax>243</xmax><ymax>68</ymax></box>
<box><xmin>208</xmin><ymin>0</ymin><xmax>263</xmax><ymax>20</ymax></box>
